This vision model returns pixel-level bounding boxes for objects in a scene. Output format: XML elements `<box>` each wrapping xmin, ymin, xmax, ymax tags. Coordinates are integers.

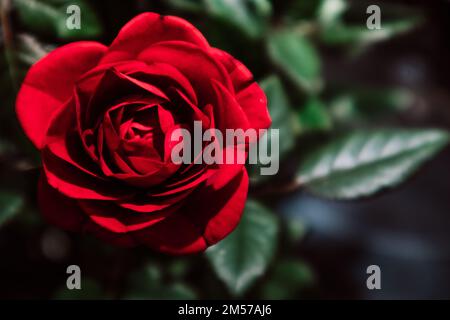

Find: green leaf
<box><xmin>298</xmin><ymin>97</ymin><xmax>332</xmax><ymax>132</ymax></box>
<box><xmin>285</xmin><ymin>0</ymin><xmax>322</xmax><ymax>22</ymax></box>
<box><xmin>124</xmin><ymin>264</ymin><xmax>196</xmax><ymax>300</ymax></box>
<box><xmin>206</xmin><ymin>200</ymin><xmax>279</xmax><ymax>296</ymax></box>
<box><xmin>204</xmin><ymin>0</ymin><xmax>272</xmax><ymax>39</ymax></box>
<box><xmin>267</xmin><ymin>30</ymin><xmax>322</xmax><ymax>93</ymax></box>
<box><xmin>329</xmin><ymin>88</ymin><xmax>413</xmax><ymax>124</ymax></box>
<box><xmin>317</xmin><ymin>1</ymin><xmax>421</xmax><ymax>52</ymax></box>
<box><xmin>262</xmin><ymin>259</ymin><xmax>314</xmax><ymax>299</ymax></box>
<box><xmin>321</xmin><ymin>19</ymin><xmax>420</xmax><ymax>52</ymax></box>
<box><xmin>167</xmin><ymin>0</ymin><xmax>204</xmax><ymax>13</ymax></box>
<box><xmin>167</xmin><ymin>260</ymin><xmax>191</xmax><ymax>280</ymax></box>
<box><xmin>317</xmin><ymin>0</ymin><xmax>347</xmax><ymax>26</ymax></box>
<box><xmin>15</xmin><ymin>0</ymin><xmax>102</xmax><ymax>39</ymax></box>
<box><xmin>297</xmin><ymin>129</ymin><xmax>450</xmax><ymax>199</ymax></box>
<box><xmin>0</xmin><ymin>191</ymin><xmax>24</xmax><ymax>227</ymax></box>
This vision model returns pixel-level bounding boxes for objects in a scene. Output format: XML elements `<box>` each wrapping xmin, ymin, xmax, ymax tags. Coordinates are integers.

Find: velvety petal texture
<box><xmin>16</xmin><ymin>12</ymin><xmax>271</xmax><ymax>255</ymax></box>
<box><xmin>16</xmin><ymin>42</ymin><xmax>107</xmax><ymax>149</ymax></box>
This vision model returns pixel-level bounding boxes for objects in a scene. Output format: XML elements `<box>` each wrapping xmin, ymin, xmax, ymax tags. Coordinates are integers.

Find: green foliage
<box><xmin>267</xmin><ymin>30</ymin><xmax>322</xmax><ymax>93</ymax></box>
<box><xmin>124</xmin><ymin>264</ymin><xmax>196</xmax><ymax>300</ymax></box>
<box><xmin>298</xmin><ymin>97</ymin><xmax>332</xmax><ymax>132</ymax></box>
<box><xmin>329</xmin><ymin>88</ymin><xmax>413</xmax><ymax>124</ymax></box>
<box><xmin>206</xmin><ymin>200</ymin><xmax>279</xmax><ymax>296</ymax></box>
<box><xmin>169</xmin><ymin>0</ymin><xmax>272</xmax><ymax>39</ymax></box>
<box><xmin>297</xmin><ymin>129</ymin><xmax>450</xmax><ymax>199</ymax></box>
<box><xmin>286</xmin><ymin>0</ymin><xmax>322</xmax><ymax>22</ymax></box>
<box><xmin>205</xmin><ymin>0</ymin><xmax>271</xmax><ymax>38</ymax></box>
<box><xmin>321</xmin><ymin>19</ymin><xmax>419</xmax><ymax>52</ymax></box>
<box><xmin>317</xmin><ymin>0</ymin><xmax>347</xmax><ymax>26</ymax></box>
<box><xmin>167</xmin><ymin>0</ymin><xmax>204</xmax><ymax>13</ymax></box>
<box><xmin>317</xmin><ymin>0</ymin><xmax>422</xmax><ymax>53</ymax></box>
<box><xmin>0</xmin><ymin>190</ymin><xmax>23</xmax><ymax>227</ymax></box>
<box><xmin>14</xmin><ymin>0</ymin><xmax>102</xmax><ymax>39</ymax></box>
<box><xmin>262</xmin><ymin>259</ymin><xmax>314</xmax><ymax>299</ymax></box>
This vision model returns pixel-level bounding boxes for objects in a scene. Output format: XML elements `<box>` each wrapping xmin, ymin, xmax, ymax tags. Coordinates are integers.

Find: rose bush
<box><xmin>16</xmin><ymin>12</ymin><xmax>271</xmax><ymax>254</ymax></box>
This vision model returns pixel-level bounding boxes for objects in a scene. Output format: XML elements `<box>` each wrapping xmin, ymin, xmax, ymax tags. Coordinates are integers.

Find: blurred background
<box><xmin>1</xmin><ymin>0</ymin><xmax>450</xmax><ymax>299</ymax></box>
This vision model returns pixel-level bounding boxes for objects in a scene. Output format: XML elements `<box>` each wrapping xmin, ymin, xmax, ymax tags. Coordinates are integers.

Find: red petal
<box><xmin>42</xmin><ymin>149</ymin><xmax>130</xmax><ymax>200</ymax></box>
<box><xmin>236</xmin><ymin>82</ymin><xmax>271</xmax><ymax>131</ymax></box>
<box><xmin>211</xmin><ymin>48</ymin><xmax>271</xmax><ymax>131</ymax></box>
<box><xmin>187</xmin><ymin>168</ymin><xmax>249</xmax><ymax>245</ymax></box>
<box><xmin>16</xmin><ymin>42</ymin><xmax>106</xmax><ymax>149</ymax></box>
<box><xmin>101</xmin><ymin>13</ymin><xmax>210</xmax><ymax>64</ymax></box>
<box><xmin>111</xmin><ymin>69</ymin><xmax>169</xmax><ymax>100</ymax></box>
<box><xmin>134</xmin><ymin>213</ymin><xmax>208</xmax><ymax>255</ymax></box>
<box><xmin>169</xmin><ymin>88</ymin><xmax>210</xmax><ymax>127</ymax></box>
<box><xmin>117</xmin><ymin>190</ymin><xmax>191</xmax><ymax>213</ymax></box>
<box><xmin>134</xmin><ymin>167</ymin><xmax>248</xmax><ymax>254</ymax></box>
<box><xmin>138</xmin><ymin>41</ymin><xmax>233</xmax><ymax>105</ymax></box>
<box><xmin>44</xmin><ymin>98</ymin><xmax>104</xmax><ymax>180</ymax></box>
<box><xmin>79</xmin><ymin>200</ymin><xmax>169</xmax><ymax>233</ymax></box>
<box><xmin>211</xmin><ymin>80</ymin><xmax>251</xmax><ymax>132</ymax></box>
<box><xmin>128</xmin><ymin>62</ymin><xmax>199</xmax><ymax>105</ymax></box>
<box><xmin>42</xmin><ymin>98</ymin><xmax>126</xmax><ymax>200</ymax></box>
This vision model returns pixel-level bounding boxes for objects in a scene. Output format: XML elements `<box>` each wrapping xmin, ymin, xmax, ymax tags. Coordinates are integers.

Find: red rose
<box><xmin>16</xmin><ymin>13</ymin><xmax>270</xmax><ymax>254</ymax></box>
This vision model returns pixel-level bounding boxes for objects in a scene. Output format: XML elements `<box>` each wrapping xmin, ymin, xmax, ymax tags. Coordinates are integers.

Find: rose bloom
<box><xmin>16</xmin><ymin>13</ymin><xmax>271</xmax><ymax>254</ymax></box>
